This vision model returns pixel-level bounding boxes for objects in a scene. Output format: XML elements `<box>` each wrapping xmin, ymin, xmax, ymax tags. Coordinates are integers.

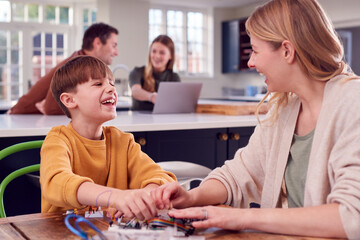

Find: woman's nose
<box><xmin>153</xmin><ymin>52</ymin><xmax>161</xmax><ymax>58</ymax></box>
<box><xmin>247</xmin><ymin>52</ymin><xmax>255</xmax><ymax>68</ymax></box>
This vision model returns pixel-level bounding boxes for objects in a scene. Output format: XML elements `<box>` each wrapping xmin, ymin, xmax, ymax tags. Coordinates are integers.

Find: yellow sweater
<box><xmin>40</xmin><ymin>123</ymin><xmax>176</xmax><ymax>213</ymax></box>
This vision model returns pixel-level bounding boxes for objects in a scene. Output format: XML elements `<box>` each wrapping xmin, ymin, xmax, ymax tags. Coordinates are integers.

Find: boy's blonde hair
<box><xmin>51</xmin><ymin>55</ymin><xmax>113</xmax><ymax>118</ymax></box>
<box><xmin>246</xmin><ymin>0</ymin><xmax>355</xmax><ymax>122</ymax></box>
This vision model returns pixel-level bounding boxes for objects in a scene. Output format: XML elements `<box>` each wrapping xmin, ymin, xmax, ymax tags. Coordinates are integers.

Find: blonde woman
<box><xmin>129</xmin><ymin>35</ymin><xmax>180</xmax><ymax>111</ymax></box>
<box><xmin>152</xmin><ymin>0</ymin><xmax>360</xmax><ymax>238</ymax></box>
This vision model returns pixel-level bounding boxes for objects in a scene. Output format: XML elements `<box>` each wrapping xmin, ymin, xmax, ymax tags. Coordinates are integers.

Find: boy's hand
<box><xmin>112</xmin><ymin>188</ymin><xmax>157</xmax><ymax>220</ymax></box>
<box><xmin>151</xmin><ymin>182</ymin><xmax>192</xmax><ymax>210</ymax></box>
<box><xmin>106</xmin><ymin>207</ymin><xmax>120</xmax><ymax>219</ymax></box>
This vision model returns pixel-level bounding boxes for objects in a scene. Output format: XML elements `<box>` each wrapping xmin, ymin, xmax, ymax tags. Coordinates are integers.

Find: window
<box><xmin>82</xmin><ymin>8</ymin><xmax>97</xmax><ymax>33</ymax></box>
<box><xmin>31</xmin><ymin>32</ymin><xmax>67</xmax><ymax>86</ymax></box>
<box><xmin>0</xmin><ymin>30</ymin><xmax>23</xmax><ymax>100</ymax></box>
<box><xmin>149</xmin><ymin>7</ymin><xmax>212</xmax><ymax>77</ymax></box>
<box><xmin>0</xmin><ymin>0</ymin><xmax>85</xmax><ymax>101</ymax></box>
<box><xmin>0</xmin><ymin>0</ymin><xmax>11</xmax><ymax>22</ymax></box>
<box><xmin>149</xmin><ymin>9</ymin><xmax>163</xmax><ymax>42</ymax></box>
<box><xmin>11</xmin><ymin>3</ymin><xmax>41</xmax><ymax>23</ymax></box>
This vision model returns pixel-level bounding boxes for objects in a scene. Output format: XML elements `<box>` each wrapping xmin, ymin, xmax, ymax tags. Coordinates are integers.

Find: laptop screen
<box><xmin>152</xmin><ymin>82</ymin><xmax>202</xmax><ymax>114</ymax></box>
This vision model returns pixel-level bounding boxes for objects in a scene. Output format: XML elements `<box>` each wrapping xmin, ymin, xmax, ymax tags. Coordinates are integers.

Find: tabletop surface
<box><xmin>0</xmin><ymin>212</ymin><xmax>345</xmax><ymax>240</ymax></box>
<box><xmin>0</xmin><ymin>111</ymin><xmax>262</xmax><ymax>137</ymax></box>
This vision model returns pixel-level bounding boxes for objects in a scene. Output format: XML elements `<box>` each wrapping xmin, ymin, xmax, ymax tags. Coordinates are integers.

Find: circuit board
<box><xmin>106</xmin><ymin>210</ymin><xmax>199</xmax><ymax>239</ymax></box>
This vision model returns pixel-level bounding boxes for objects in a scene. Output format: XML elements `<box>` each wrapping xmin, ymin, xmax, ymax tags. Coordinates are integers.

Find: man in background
<box><xmin>8</xmin><ymin>22</ymin><xmax>118</xmax><ymax>115</ymax></box>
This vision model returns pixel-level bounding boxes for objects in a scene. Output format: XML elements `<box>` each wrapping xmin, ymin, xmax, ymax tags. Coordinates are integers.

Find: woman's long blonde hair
<box><xmin>246</xmin><ymin>0</ymin><xmax>355</xmax><ymax>123</ymax></box>
<box><xmin>143</xmin><ymin>35</ymin><xmax>175</xmax><ymax>92</ymax></box>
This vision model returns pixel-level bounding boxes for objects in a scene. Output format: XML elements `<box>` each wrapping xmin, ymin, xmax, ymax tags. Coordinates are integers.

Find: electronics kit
<box><xmin>65</xmin><ymin>207</ymin><xmax>205</xmax><ymax>240</ymax></box>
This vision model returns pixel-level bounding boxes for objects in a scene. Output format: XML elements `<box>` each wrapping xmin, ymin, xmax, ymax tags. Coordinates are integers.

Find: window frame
<box><xmin>30</xmin><ymin>27</ymin><xmax>70</xmax><ymax>84</ymax></box>
<box><xmin>0</xmin><ymin>26</ymin><xmax>23</xmax><ymax>101</ymax></box>
<box><xmin>0</xmin><ymin>0</ymin><xmax>96</xmax><ymax>101</ymax></box>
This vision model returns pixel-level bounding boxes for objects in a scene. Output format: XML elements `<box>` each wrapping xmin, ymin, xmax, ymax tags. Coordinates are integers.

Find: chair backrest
<box><xmin>157</xmin><ymin>161</ymin><xmax>212</xmax><ymax>190</ymax></box>
<box><xmin>0</xmin><ymin>140</ymin><xmax>43</xmax><ymax>218</ymax></box>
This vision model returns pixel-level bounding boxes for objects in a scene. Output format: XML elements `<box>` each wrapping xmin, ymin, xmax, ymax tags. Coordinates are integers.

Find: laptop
<box><xmin>152</xmin><ymin>82</ymin><xmax>202</xmax><ymax>114</ymax></box>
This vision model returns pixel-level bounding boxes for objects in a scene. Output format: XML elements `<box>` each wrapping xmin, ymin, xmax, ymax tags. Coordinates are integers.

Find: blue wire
<box><xmin>65</xmin><ymin>214</ymin><xmax>88</xmax><ymax>239</ymax></box>
<box><xmin>64</xmin><ymin>214</ymin><xmax>106</xmax><ymax>240</ymax></box>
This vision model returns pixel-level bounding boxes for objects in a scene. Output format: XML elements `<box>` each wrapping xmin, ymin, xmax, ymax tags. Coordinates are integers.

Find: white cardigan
<box><xmin>205</xmin><ymin>75</ymin><xmax>360</xmax><ymax>239</ymax></box>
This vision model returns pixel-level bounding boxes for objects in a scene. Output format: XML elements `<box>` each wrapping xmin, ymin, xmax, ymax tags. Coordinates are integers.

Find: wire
<box><xmin>64</xmin><ymin>214</ymin><xmax>107</xmax><ymax>240</ymax></box>
<box><xmin>146</xmin><ymin>218</ymin><xmax>194</xmax><ymax>235</ymax></box>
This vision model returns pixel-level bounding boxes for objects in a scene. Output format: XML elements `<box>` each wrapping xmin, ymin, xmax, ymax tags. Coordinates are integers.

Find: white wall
<box><xmin>318</xmin><ymin>0</ymin><xmax>360</xmax><ymax>28</ymax></box>
<box><xmin>97</xmin><ymin>0</ymin><xmax>149</xmax><ymax>70</ymax></box>
<box><xmin>96</xmin><ymin>0</ymin><xmax>360</xmax><ymax>98</ymax></box>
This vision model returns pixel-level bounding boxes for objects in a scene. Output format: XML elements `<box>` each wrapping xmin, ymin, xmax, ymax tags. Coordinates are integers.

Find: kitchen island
<box><xmin>0</xmin><ymin>111</ymin><xmax>262</xmax><ymax>168</ymax></box>
<box><xmin>0</xmin><ymin>111</ymin><xmax>261</xmax><ymax>167</ymax></box>
<box><xmin>0</xmin><ymin>111</ymin><xmax>262</xmax><ymax>216</ymax></box>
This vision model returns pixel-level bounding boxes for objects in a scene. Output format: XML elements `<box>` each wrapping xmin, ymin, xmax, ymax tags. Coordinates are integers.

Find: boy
<box><xmin>40</xmin><ymin>56</ymin><xmax>176</xmax><ymax>220</ymax></box>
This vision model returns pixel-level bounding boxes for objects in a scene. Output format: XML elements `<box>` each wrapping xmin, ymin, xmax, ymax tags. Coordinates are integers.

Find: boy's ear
<box><xmin>60</xmin><ymin>92</ymin><xmax>77</xmax><ymax>109</ymax></box>
<box><xmin>281</xmin><ymin>40</ymin><xmax>295</xmax><ymax>64</ymax></box>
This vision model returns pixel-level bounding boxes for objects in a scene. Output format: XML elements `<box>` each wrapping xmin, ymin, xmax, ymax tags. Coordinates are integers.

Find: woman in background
<box><xmin>129</xmin><ymin>35</ymin><xmax>180</xmax><ymax>111</ymax></box>
<box><xmin>152</xmin><ymin>0</ymin><xmax>360</xmax><ymax>239</ymax></box>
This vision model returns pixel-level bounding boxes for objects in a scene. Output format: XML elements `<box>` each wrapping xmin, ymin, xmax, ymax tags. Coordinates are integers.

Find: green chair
<box><xmin>0</xmin><ymin>140</ymin><xmax>43</xmax><ymax>218</ymax></box>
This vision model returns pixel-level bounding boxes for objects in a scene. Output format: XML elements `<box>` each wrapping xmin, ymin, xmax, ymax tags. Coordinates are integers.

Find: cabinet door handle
<box><xmin>136</xmin><ymin>137</ymin><xmax>147</xmax><ymax>146</ymax></box>
<box><xmin>230</xmin><ymin>133</ymin><xmax>240</xmax><ymax>140</ymax></box>
<box><xmin>217</xmin><ymin>133</ymin><xmax>228</xmax><ymax>141</ymax></box>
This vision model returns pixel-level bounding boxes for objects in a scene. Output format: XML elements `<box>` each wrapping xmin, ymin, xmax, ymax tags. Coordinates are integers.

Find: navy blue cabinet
<box><xmin>222</xmin><ymin>18</ymin><xmax>252</xmax><ymax>73</ymax></box>
<box><xmin>134</xmin><ymin>127</ymin><xmax>255</xmax><ymax>169</ymax></box>
<box><xmin>224</xmin><ymin>127</ymin><xmax>255</xmax><ymax>166</ymax></box>
<box><xmin>147</xmin><ymin>128</ymin><xmax>227</xmax><ymax>169</ymax></box>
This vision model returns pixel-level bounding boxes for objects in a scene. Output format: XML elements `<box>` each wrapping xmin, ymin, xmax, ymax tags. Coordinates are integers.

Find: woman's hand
<box><xmin>131</xmin><ymin>84</ymin><xmax>157</xmax><ymax>103</ymax></box>
<box><xmin>169</xmin><ymin>206</ymin><xmax>247</xmax><ymax>231</ymax></box>
<box><xmin>111</xmin><ymin>188</ymin><xmax>158</xmax><ymax>220</ymax></box>
<box><xmin>149</xmin><ymin>92</ymin><xmax>157</xmax><ymax>104</ymax></box>
<box><xmin>151</xmin><ymin>182</ymin><xmax>193</xmax><ymax>210</ymax></box>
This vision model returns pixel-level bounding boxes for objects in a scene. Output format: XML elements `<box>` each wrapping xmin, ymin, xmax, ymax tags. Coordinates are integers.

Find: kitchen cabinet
<box><xmin>337</xmin><ymin>26</ymin><xmax>360</xmax><ymax>75</ymax></box>
<box><xmin>134</xmin><ymin>129</ymin><xmax>226</xmax><ymax>169</ymax></box>
<box><xmin>222</xmin><ymin>18</ymin><xmax>252</xmax><ymax>73</ymax></box>
<box><xmin>134</xmin><ymin>126</ymin><xmax>255</xmax><ymax>169</ymax></box>
<box><xmin>223</xmin><ymin>126</ymin><xmax>255</xmax><ymax>166</ymax></box>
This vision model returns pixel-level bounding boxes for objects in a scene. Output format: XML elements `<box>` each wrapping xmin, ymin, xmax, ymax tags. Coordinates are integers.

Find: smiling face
<box><xmin>70</xmin><ymin>76</ymin><xmax>118</xmax><ymax>123</ymax></box>
<box><xmin>94</xmin><ymin>33</ymin><xmax>118</xmax><ymax>65</ymax></box>
<box><xmin>248</xmin><ymin>35</ymin><xmax>289</xmax><ymax>93</ymax></box>
<box><xmin>150</xmin><ymin>42</ymin><xmax>172</xmax><ymax>72</ymax></box>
